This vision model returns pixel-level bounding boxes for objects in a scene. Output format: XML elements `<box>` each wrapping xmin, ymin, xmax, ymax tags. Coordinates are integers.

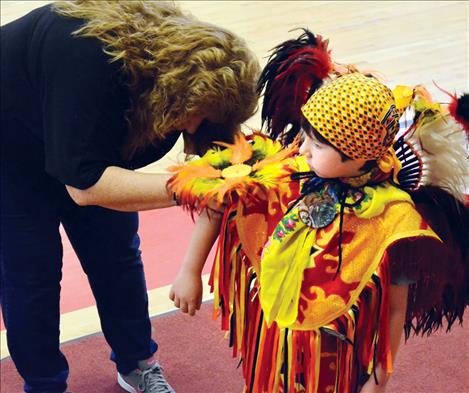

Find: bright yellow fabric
<box><xmin>377</xmin><ymin>148</ymin><xmax>403</xmax><ymax>184</ymax></box>
<box><xmin>392</xmin><ymin>85</ymin><xmax>413</xmax><ymax>110</ymax></box>
<box><xmin>260</xmin><ymin>218</ymin><xmax>316</xmax><ymax>327</ymax></box>
<box><xmin>260</xmin><ymin>183</ymin><xmax>440</xmax><ymax>329</ymax></box>
<box><xmin>354</xmin><ymin>182</ymin><xmax>411</xmax><ymax>219</ymax></box>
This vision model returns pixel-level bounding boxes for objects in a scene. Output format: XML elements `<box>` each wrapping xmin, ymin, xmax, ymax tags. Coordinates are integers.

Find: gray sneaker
<box><xmin>117</xmin><ymin>358</ymin><xmax>175</xmax><ymax>393</ymax></box>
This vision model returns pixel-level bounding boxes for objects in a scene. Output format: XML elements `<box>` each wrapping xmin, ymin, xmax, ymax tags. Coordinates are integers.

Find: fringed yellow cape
<box><xmin>253</xmin><ymin>183</ymin><xmax>439</xmax><ymax>392</ymax></box>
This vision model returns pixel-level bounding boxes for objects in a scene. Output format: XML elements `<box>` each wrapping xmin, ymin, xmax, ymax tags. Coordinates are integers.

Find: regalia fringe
<box><xmin>211</xmin><ymin>209</ymin><xmax>394</xmax><ymax>393</ymax></box>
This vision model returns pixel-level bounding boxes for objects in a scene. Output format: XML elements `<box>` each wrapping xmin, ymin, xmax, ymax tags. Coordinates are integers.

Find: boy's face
<box><xmin>299</xmin><ymin>131</ymin><xmax>368</xmax><ymax>179</ymax></box>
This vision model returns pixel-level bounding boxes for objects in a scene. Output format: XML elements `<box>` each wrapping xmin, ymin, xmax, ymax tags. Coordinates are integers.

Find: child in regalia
<box><xmin>168</xmin><ymin>30</ymin><xmax>469</xmax><ymax>393</ymax></box>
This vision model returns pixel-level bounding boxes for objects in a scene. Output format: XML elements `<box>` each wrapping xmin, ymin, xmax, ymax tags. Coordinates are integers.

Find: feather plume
<box><xmin>257</xmin><ymin>28</ymin><xmax>332</xmax><ymax>145</ymax></box>
<box><xmin>417</xmin><ymin>115</ymin><xmax>468</xmax><ymax>202</ymax></box>
<box><xmin>401</xmin><ymin>112</ymin><xmax>469</xmax><ymax>203</ymax></box>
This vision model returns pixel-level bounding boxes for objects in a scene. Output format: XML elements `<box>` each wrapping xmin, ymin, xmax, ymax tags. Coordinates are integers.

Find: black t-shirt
<box><xmin>1</xmin><ymin>4</ymin><xmax>179</xmax><ymax>190</ymax></box>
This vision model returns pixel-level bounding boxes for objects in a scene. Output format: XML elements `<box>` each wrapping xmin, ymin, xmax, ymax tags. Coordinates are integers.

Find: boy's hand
<box><xmin>169</xmin><ymin>270</ymin><xmax>203</xmax><ymax>316</ymax></box>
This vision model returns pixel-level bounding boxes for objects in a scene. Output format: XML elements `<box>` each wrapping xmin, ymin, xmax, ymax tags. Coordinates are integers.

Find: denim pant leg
<box><xmin>61</xmin><ymin>206</ymin><xmax>157</xmax><ymax>374</ymax></box>
<box><xmin>1</xmin><ymin>211</ymin><xmax>69</xmax><ymax>393</ymax></box>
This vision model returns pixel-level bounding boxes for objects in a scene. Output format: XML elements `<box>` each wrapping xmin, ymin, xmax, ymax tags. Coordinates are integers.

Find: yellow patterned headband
<box><xmin>301</xmin><ymin>73</ymin><xmax>404</xmax><ymax>160</ymax></box>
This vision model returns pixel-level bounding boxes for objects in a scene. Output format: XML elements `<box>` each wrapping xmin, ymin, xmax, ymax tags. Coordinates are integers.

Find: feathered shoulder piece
<box><xmin>167</xmin><ymin>132</ymin><xmax>307</xmax><ymax>215</ymax></box>
<box><xmin>257</xmin><ymin>28</ymin><xmax>332</xmax><ymax>145</ymax></box>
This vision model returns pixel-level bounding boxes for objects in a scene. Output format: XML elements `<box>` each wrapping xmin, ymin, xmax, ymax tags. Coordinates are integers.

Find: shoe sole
<box><xmin>117</xmin><ymin>372</ymin><xmax>139</xmax><ymax>393</ymax></box>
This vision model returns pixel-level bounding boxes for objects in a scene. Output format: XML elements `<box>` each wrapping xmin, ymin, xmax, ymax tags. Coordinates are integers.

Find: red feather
<box><xmin>271</xmin><ymin>46</ymin><xmax>332</xmax><ymax>139</ymax></box>
<box><xmin>258</xmin><ymin>29</ymin><xmax>332</xmax><ymax>145</ymax></box>
<box><xmin>448</xmin><ymin>93</ymin><xmax>469</xmax><ymax>135</ymax></box>
<box><xmin>434</xmin><ymin>82</ymin><xmax>469</xmax><ymax>136</ymax></box>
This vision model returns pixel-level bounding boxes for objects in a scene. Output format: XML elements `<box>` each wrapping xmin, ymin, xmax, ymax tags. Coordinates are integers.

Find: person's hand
<box><xmin>169</xmin><ymin>270</ymin><xmax>203</xmax><ymax>316</ymax></box>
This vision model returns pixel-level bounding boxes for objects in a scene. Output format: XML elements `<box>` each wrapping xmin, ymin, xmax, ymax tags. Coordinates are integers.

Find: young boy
<box><xmin>169</xmin><ymin>37</ymin><xmax>468</xmax><ymax>392</ymax></box>
<box><xmin>256</xmin><ymin>73</ymin><xmax>435</xmax><ymax>392</ymax></box>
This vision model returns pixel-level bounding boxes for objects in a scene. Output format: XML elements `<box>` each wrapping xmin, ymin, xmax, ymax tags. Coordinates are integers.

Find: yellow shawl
<box><xmin>260</xmin><ymin>182</ymin><xmax>440</xmax><ymax>329</ymax></box>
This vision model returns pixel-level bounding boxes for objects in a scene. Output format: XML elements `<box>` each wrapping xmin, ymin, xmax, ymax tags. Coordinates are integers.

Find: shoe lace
<box><xmin>138</xmin><ymin>363</ymin><xmax>174</xmax><ymax>393</ymax></box>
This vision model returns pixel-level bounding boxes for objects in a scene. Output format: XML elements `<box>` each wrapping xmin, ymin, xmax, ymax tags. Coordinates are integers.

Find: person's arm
<box><xmin>65</xmin><ymin>166</ymin><xmax>176</xmax><ymax>211</ymax></box>
<box><xmin>360</xmin><ymin>284</ymin><xmax>409</xmax><ymax>393</ymax></box>
<box><xmin>169</xmin><ymin>209</ymin><xmax>222</xmax><ymax>316</ymax></box>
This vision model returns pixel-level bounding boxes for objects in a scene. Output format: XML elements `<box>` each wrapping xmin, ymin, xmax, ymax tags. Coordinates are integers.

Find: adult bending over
<box><xmin>0</xmin><ymin>1</ymin><xmax>260</xmax><ymax>392</ymax></box>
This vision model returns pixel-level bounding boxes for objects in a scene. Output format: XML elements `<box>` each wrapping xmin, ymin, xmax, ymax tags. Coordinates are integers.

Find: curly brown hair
<box><xmin>53</xmin><ymin>1</ymin><xmax>260</xmax><ymax>157</ymax></box>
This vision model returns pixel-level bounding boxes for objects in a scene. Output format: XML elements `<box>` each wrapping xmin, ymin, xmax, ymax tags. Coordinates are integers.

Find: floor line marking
<box><xmin>1</xmin><ymin>274</ymin><xmax>213</xmax><ymax>360</ymax></box>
